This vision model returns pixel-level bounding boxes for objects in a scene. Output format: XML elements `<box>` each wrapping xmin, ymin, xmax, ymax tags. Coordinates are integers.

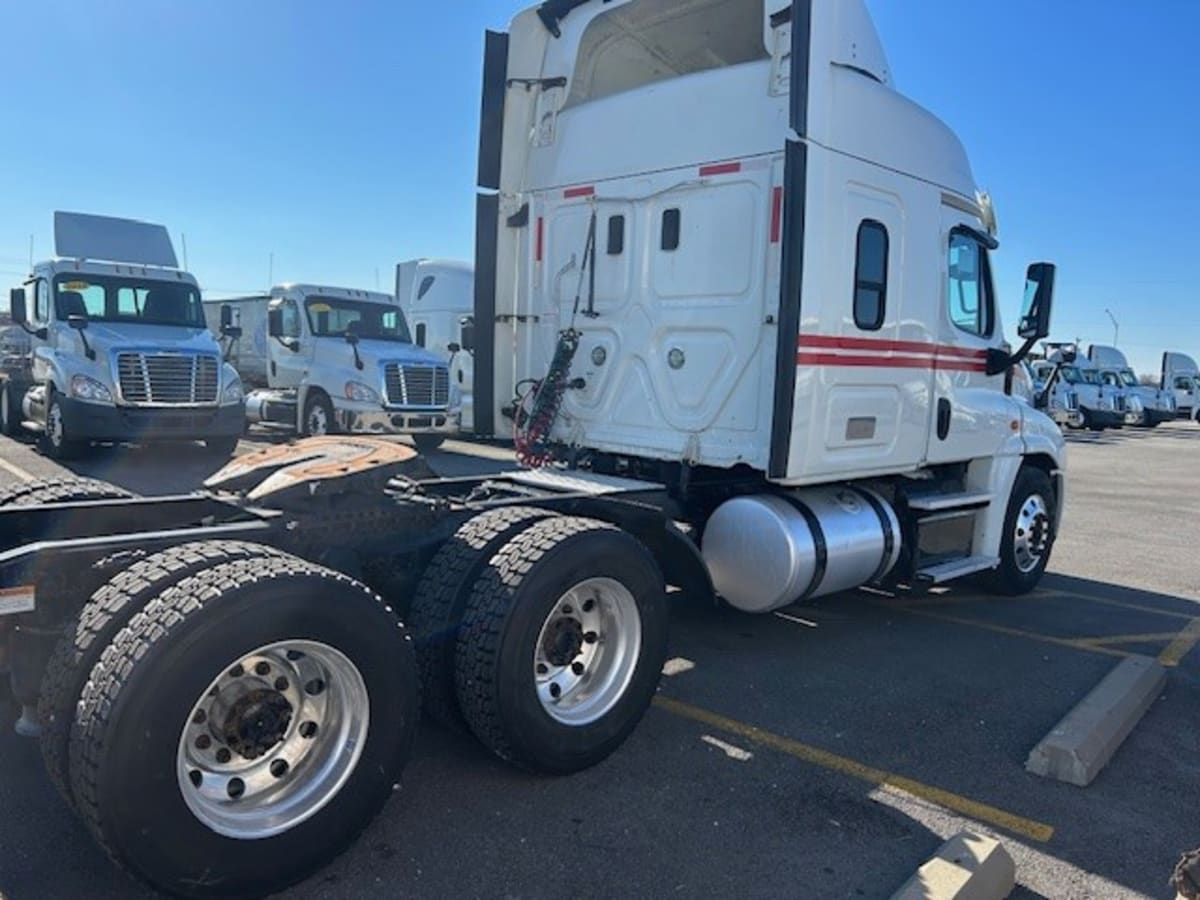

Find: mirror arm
<box><xmin>350</xmin><ymin>343</ymin><xmax>364</xmax><ymax>371</ymax></box>
<box><xmin>80</xmin><ymin>331</ymin><xmax>96</xmax><ymax>361</ymax></box>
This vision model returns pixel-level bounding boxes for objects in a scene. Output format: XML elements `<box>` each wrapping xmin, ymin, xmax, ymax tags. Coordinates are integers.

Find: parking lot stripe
<box><xmin>654</xmin><ymin>695</ymin><xmax>1055</xmax><ymax>843</ymax></box>
<box><xmin>879</xmin><ymin>605</ymin><xmax>1130</xmax><ymax>660</ymax></box>
<box><xmin>1034</xmin><ymin>590</ymin><xmax>1198</xmax><ymax>623</ymax></box>
<box><xmin>0</xmin><ymin>456</ymin><xmax>34</xmax><ymax>482</ymax></box>
<box><xmin>1158</xmin><ymin>618</ymin><xmax>1200</xmax><ymax>668</ymax></box>
<box><xmin>1075</xmin><ymin>632</ymin><xmax>1182</xmax><ymax>647</ymax></box>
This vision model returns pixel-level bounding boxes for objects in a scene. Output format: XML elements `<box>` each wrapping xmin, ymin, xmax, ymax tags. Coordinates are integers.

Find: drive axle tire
<box><xmin>0</xmin><ymin>382</ymin><xmax>20</xmax><ymax>436</ymax></box>
<box><xmin>410</xmin><ymin>507</ymin><xmax>554</xmax><ymax>728</ymax></box>
<box><xmin>38</xmin><ymin>540</ymin><xmax>284</xmax><ymax>809</ymax></box>
<box><xmin>454</xmin><ymin>516</ymin><xmax>668</xmax><ymax>774</ymax></box>
<box><xmin>0</xmin><ymin>475</ymin><xmax>132</xmax><ymax>508</ymax></box>
<box><xmin>70</xmin><ymin>554</ymin><xmax>419</xmax><ymax>899</ymax></box>
<box><xmin>982</xmin><ymin>466</ymin><xmax>1056</xmax><ymax>596</ymax></box>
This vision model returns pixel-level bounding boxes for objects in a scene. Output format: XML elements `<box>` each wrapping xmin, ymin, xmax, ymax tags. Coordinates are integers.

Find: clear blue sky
<box><xmin>1</xmin><ymin>1</ymin><xmax>1196</xmax><ymax>374</ymax></box>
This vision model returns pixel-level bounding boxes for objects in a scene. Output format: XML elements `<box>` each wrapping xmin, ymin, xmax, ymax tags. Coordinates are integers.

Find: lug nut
<box><xmin>227</xmin><ymin>778</ymin><xmax>245</xmax><ymax>799</ymax></box>
<box><xmin>255</xmin><ymin>662</ymin><xmax>271</xmax><ymax>676</ymax></box>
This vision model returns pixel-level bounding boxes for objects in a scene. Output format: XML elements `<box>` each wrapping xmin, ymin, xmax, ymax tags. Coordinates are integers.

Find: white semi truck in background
<box><xmin>1162</xmin><ymin>351</ymin><xmax>1199</xmax><ymax>419</ymax></box>
<box><xmin>394</xmin><ymin>260</ymin><xmax>476</xmax><ymax>430</ymax></box>
<box><xmin>205</xmin><ymin>284</ymin><xmax>459</xmax><ymax>450</ymax></box>
<box><xmin>1088</xmin><ymin>344</ymin><xmax>1175</xmax><ymax>427</ymax></box>
<box><xmin>1045</xmin><ymin>344</ymin><xmax>1123</xmax><ymax>431</ymax></box>
<box><xmin>1</xmin><ymin>213</ymin><xmax>245</xmax><ymax>459</ymax></box>
<box><xmin>0</xmin><ymin>3</ymin><xmax>1070</xmax><ymax>897</ymax></box>
<box><xmin>1028</xmin><ymin>359</ymin><xmax>1083</xmax><ymax>429</ymax></box>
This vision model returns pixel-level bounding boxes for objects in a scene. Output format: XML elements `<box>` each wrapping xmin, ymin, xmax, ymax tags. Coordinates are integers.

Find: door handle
<box><xmin>937</xmin><ymin>398</ymin><xmax>951</xmax><ymax>441</ymax></box>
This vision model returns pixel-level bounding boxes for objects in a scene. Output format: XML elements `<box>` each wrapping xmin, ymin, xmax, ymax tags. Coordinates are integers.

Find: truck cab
<box><xmin>1047</xmin><ymin>348</ymin><xmax>1122</xmax><ymax>431</ymax></box>
<box><xmin>213</xmin><ymin>284</ymin><xmax>459</xmax><ymax>449</ymax></box>
<box><xmin>1</xmin><ymin>213</ymin><xmax>244</xmax><ymax>459</ymax></box>
<box><xmin>1029</xmin><ymin>359</ymin><xmax>1083</xmax><ymax>430</ymax></box>
<box><xmin>1088</xmin><ymin>344</ymin><xmax>1174</xmax><ymax>428</ymax></box>
<box><xmin>1161</xmin><ymin>351</ymin><xmax>1199</xmax><ymax>419</ymax></box>
<box><xmin>394</xmin><ymin>260</ymin><xmax>476</xmax><ymax>431</ymax></box>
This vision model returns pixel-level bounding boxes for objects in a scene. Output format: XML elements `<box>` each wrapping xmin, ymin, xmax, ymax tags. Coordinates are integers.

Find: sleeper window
<box><xmin>853</xmin><ymin>220</ymin><xmax>888</xmax><ymax>331</ymax></box>
<box><xmin>661</xmin><ymin>208</ymin><xmax>681</xmax><ymax>251</ymax></box>
<box><xmin>416</xmin><ymin>323</ymin><xmax>427</xmax><ymax>347</ymax></box>
<box><xmin>607</xmin><ymin>215</ymin><xmax>625</xmax><ymax>255</ymax></box>
<box><xmin>417</xmin><ymin>276</ymin><xmax>436</xmax><ymax>301</ymax></box>
<box><xmin>947</xmin><ymin>231</ymin><xmax>994</xmax><ymax>337</ymax></box>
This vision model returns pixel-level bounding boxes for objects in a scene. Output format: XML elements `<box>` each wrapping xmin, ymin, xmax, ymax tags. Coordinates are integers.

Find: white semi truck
<box><xmin>1162</xmin><ymin>351</ymin><xmax>1199</xmax><ymax>419</ymax></box>
<box><xmin>1028</xmin><ymin>359</ymin><xmax>1083</xmax><ymax>429</ymax></box>
<box><xmin>1</xmin><ymin>3</ymin><xmax>1067</xmax><ymax>897</ymax></box>
<box><xmin>205</xmin><ymin>284</ymin><xmax>459</xmax><ymax>450</ymax></box>
<box><xmin>1045</xmin><ymin>344</ymin><xmax>1123</xmax><ymax>431</ymax></box>
<box><xmin>394</xmin><ymin>260</ymin><xmax>476</xmax><ymax>430</ymax></box>
<box><xmin>1088</xmin><ymin>344</ymin><xmax>1175</xmax><ymax>427</ymax></box>
<box><xmin>0</xmin><ymin>213</ymin><xmax>245</xmax><ymax>459</ymax></box>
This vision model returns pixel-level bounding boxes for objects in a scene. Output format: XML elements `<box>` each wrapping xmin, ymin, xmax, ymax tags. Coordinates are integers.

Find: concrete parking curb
<box><xmin>1025</xmin><ymin>654</ymin><xmax>1166</xmax><ymax>787</ymax></box>
<box><xmin>891</xmin><ymin>831</ymin><xmax>1015</xmax><ymax>900</ymax></box>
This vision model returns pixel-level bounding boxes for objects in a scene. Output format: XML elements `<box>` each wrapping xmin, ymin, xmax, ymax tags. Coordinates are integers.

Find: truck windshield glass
<box><xmin>1079</xmin><ymin>369</ymin><xmax>1101</xmax><ymax>385</ymax></box>
<box><xmin>1118</xmin><ymin>369</ymin><xmax>1139</xmax><ymax>387</ymax></box>
<box><xmin>305</xmin><ymin>298</ymin><xmax>412</xmax><ymax>343</ymax></box>
<box><xmin>1058</xmin><ymin>365</ymin><xmax>1082</xmax><ymax>385</ymax></box>
<box><xmin>53</xmin><ymin>276</ymin><xmax>204</xmax><ymax>328</ymax></box>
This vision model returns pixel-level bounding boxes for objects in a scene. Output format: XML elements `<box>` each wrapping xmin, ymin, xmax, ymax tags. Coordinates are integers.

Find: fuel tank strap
<box><xmin>776</xmin><ymin>494</ymin><xmax>827</xmax><ymax>602</ymax></box>
<box><xmin>855</xmin><ymin>488</ymin><xmax>897</xmax><ymax>586</ymax></box>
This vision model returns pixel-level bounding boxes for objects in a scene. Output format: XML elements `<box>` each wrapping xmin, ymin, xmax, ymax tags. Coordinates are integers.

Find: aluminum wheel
<box><xmin>176</xmin><ymin>639</ymin><xmax>369</xmax><ymax>840</ymax></box>
<box><xmin>533</xmin><ymin>577</ymin><xmax>641</xmax><ymax>727</ymax></box>
<box><xmin>306</xmin><ymin>405</ymin><xmax>329</xmax><ymax>436</ymax></box>
<box><xmin>1013</xmin><ymin>493</ymin><xmax>1051</xmax><ymax>574</ymax></box>
<box><xmin>47</xmin><ymin>401</ymin><xmax>64</xmax><ymax>448</ymax></box>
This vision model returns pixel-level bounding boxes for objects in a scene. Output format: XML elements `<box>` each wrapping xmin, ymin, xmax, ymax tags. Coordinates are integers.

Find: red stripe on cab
<box><xmin>564</xmin><ymin>186</ymin><xmax>595</xmax><ymax>199</ymax></box>
<box><xmin>798</xmin><ymin>334</ymin><xmax>989</xmax><ymax>361</ymax></box>
<box><xmin>796</xmin><ymin>352</ymin><xmax>988</xmax><ymax>373</ymax></box>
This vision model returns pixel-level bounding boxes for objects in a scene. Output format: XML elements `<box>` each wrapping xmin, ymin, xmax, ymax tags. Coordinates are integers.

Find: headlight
<box><xmin>222</xmin><ymin>378</ymin><xmax>244</xmax><ymax>405</ymax></box>
<box><xmin>70</xmin><ymin>374</ymin><xmax>113</xmax><ymax>404</ymax></box>
<box><xmin>344</xmin><ymin>381</ymin><xmax>380</xmax><ymax>404</ymax></box>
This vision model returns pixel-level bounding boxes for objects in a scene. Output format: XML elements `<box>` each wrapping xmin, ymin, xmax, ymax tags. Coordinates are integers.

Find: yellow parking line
<box><xmin>1033</xmin><ymin>590</ymin><xmax>1198</xmax><ymax>623</ymax></box>
<box><xmin>1158</xmin><ymin>618</ymin><xmax>1200</xmax><ymax>668</ymax></box>
<box><xmin>0</xmin><ymin>455</ymin><xmax>35</xmax><ymax>482</ymax></box>
<box><xmin>1075</xmin><ymin>632</ymin><xmax>1181</xmax><ymax>647</ymax></box>
<box><xmin>879</xmin><ymin>604</ymin><xmax>1130</xmax><ymax>660</ymax></box>
<box><xmin>654</xmin><ymin>695</ymin><xmax>1055</xmax><ymax>843</ymax></box>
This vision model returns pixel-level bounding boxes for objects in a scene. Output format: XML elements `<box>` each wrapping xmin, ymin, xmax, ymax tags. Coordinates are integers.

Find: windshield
<box><xmin>1079</xmin><ymin>368</ymin><xmax>1101</xmax><ymax>385</ymax></box>
<box><xmin>54</xmin><ymin>275</ymin><xmax>205</xmax><ymax>328</ymax></box>
<box><xmin>304</xmin><ymin>297</ymin><xmax>412</xmax><ymax>343</ymax></box>
<box><xmin>1119</xmin><ymin>369</ymin><xmax>1139</xmax><ymax>387</ymax></box>
<box><xmin>1059</xmin><ymin>365</ymin><xmax>1082</xmax><ymax>384</ymax></box>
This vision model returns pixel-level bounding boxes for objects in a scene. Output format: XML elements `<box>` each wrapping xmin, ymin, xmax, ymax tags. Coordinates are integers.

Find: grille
<box><xmin>383</xmin><ymin>364</ymin><xmax>450</xmax><ymax>408</ymax></box>
<box><xmin>1065</xmin><ymin>391</ymin><xmax>1079</xmax><ymax>411</ymax></box>
<box><xmin>1113</xmin><ymin>394</ymin><xmax>1127</xmax><ymax>413</ymax></box>
<box><xmin>117</xmin><ymin>353</ymin><xmax>219</xmax><ymax>405</ymax></box>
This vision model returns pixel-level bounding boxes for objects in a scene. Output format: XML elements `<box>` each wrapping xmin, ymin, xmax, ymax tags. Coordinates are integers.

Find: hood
<box><xmin>83</xmin><ymin>322</ymin><xmax>221</xmax><ymax>356</ymax></box>
<box><xmin>354</xmin><ymin>339</ymin><xmax>449</xmax><ymax>368</ymax></box>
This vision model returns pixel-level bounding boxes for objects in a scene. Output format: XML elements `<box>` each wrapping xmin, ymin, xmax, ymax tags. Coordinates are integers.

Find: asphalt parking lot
<box><xmin>1</xmin><ymin>424</ymin><xmax>1198</xmax><ymax>899</ymax></box>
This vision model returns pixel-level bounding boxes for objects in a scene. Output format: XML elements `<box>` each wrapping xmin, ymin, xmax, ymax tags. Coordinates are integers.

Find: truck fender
<box><xmin>627</xmin><ymin>519</ymin><xmax>715</xmax><ymax>606</ymax></box>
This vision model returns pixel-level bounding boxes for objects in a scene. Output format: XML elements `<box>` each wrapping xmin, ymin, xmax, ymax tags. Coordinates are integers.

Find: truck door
<box><xmin>924</xmin><ymin>210</ymin><xmax>1012</xmax><ymax>465</ymax></box>
<box><xmin>28</xmin><ymin>278</ymin><xmax>54</xmax><ymax>386</ymax></box>
<box><xmin>270</xmin><ymin>297</ymin><xmax>306</xmax><ymax>390</ymax></box>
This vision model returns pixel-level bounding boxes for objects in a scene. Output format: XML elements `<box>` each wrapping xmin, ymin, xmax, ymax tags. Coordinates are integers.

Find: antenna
<box><xmin>1104</xmin><ymin>308</ymin><xmax>1119</xmax><ymax>346</ymax></box>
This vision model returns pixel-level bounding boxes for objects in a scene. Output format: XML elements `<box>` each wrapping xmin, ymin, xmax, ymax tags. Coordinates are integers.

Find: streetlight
<box><xmin>1104</xmin><ymin>308</ymin><xmax>1119</xmax><ymax>346</ymax></box>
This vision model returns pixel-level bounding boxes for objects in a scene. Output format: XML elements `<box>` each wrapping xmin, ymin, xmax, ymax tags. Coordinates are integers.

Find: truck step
<box><xmin>20</xmin><ymin>420</ymin><xmax>44</xmax><ymax>434</ymax></box>
<box><xmin>907</xmin><ymin>490</ymin><xmax>993</xmax><ymax>512</ymax></box>
<box><xmin>914</xmin><ymin>555</ymin><xmax>999</xmax><ymax>585</ymax></box>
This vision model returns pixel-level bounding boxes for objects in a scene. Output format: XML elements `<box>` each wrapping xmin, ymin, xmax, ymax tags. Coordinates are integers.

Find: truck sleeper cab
<box><xmin>1162</xmin><ymin>351</ymin><xmax>1199</xmax><ymax>419</ymax></box>
<box><xmin>3</xmin><ymin>213</ymin><xmax>244</xmax><ymax>459</ymax></box>
<box><xmin>1089</xmin><ymin>344</ymin><xmax>1174</xmax><ymax>427</ymax></box>
<box><xmin>209</xmin><ymin>284</ymin><xmax>459</xmax><ymax>449</ymax></box>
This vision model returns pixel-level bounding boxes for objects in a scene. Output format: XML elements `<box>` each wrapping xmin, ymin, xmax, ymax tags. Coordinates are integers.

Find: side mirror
<box><xmin>220</xmin><ymin>304</ymin><xmax>233</xmax><ymax>330</ymax></box>
<box><xmin>267</xmin><ymin>307</ymin><xmax>284</xmax><ymax>338</ymax></box>
<box><xmin>1061</xmin><ymin>348</ymin><xmax>1077</xmax><ymax>364</ymax></box>
<box><xmin>67</xmin><ymin>314</ymin><xmax>89</xmax><ymax>331</ymax></box>
<box><xmin>459</xmin><ymin>317</ymin><xmax>475</xmax><ymax>353</ymax></box>
<box><xmin>1018</xmin><ymin>263</ymin><xmax>1056</xmax><ymax>341</ymax></box>
<box><xmin>447</xmin><ymin>342</ymin><xmax>462</xmax><ymax>354</ymax></box>
<box><xmin>10</xmin><ymin>288</ymin><xmax>26</xmax><ymax>325</ymax></box>
<box><xmin>345</xmin><ymin>322</ymin><xmax>361</xmax><ymax>346</ymax></box>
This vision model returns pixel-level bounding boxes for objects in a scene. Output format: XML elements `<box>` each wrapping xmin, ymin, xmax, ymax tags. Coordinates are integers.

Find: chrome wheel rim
<box><xmin>1013</xmin><ymin>493</ymin><xmax>1051</xmax><ymax>574</ymax></box>
<box><xmin>307</xmin><ymin>404</ymin><xmax>328</xmax><ymax>436</ymax></box>
<box><xmin>533</xmin><ymin>577</ymin><xmax>641</xmax><ymax>727</ymax></box>
<box><xmin>48</xmin><ymin>403</ymin><xmax>64</xmax><ymax>447</ymax></box>
<box><xmin>176</xmin><ymin>640</ymin><xmax>369</xmax><ymax>840</ymax></box>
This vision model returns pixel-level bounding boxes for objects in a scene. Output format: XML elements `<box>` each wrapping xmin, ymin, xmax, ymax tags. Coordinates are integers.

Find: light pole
<box><xmin>1104</xmin><ymin>308</ymin><xmax>1119</xmax><ymax>346</ymax></box>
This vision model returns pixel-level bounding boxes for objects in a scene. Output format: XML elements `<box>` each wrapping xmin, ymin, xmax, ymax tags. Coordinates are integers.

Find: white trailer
<box><xmin>394</xmin><ymin>260</ymin><xmax>476</xmax><ymax>430</ymax></box>
<box><xmin>1088</xmin><ymin>344</ymin><xmax>1175</xmax><ymax>427</ymax></box>
<box><xmin>1162</xmin><ymin>351</ymin><xmax>1199</xmax><ymax>419</ymax></box>
<box><xmin>2</xmin><ymin>213</ymin><xmax>245</xmax><ymax>459</ymax></box>
<box><xmin>205</xmin><ymin>284</ymin><xmax>460</xmax><ymax>450</ymax></box>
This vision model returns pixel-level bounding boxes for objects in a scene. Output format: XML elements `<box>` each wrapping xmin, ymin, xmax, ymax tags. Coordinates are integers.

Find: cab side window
<box><xmin>853</xmin><ymin>220</ymin><xmax>888</xmax><ymax>331</ymax></box>
<box><xmin>947</xmin><ymin>231</ymin><xmax>994</xmax><ymax>337</ymax></box>
<box><xmin>33</xmin><ymin>280</ymin><xmax>50</xmax><ymax>324</ymax></box>
<box><xmin>1175</xmin><ymin>377</ymin><xmax>1193</xmax><ymax>390</ymax></box>
<box><xmin>279</xmin><ymin>300</ymin><xmax>301</xmax><ymax>338</ymax></box>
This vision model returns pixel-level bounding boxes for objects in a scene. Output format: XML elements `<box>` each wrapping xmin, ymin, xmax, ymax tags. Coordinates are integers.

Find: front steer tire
<box><xmin>70</xmin><ymin>554</ymin><xmax>419</xmax><ymax>899</ymax></box>
<box><xmin>981</xmin><ymin>466</ymin><xmax>1057</xmax><ymax>596</ymax></box>
<box><xmin>38</xmin><ymin>540</ymin><xmax>286</xmax><ymax>809</ymax></box>
<box><xmin>454</xmin><ymin>516</ymin><xmax>668</xmax><ymax>774</ymax></box>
